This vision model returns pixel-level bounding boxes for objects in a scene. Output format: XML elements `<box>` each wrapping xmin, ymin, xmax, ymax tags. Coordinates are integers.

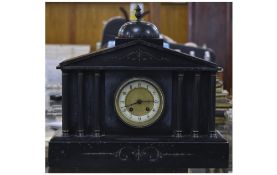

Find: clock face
<box><xmin>115</xmin><ymin>78</ymin><xmax>164</xmax><ymax>128</ymax></box>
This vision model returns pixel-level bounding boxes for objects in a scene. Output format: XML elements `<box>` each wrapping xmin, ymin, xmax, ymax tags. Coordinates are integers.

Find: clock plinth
<box><xmin>48</xmin><ymin>131</ymin><xmax>228</xmax><ymax>172</ymax></box>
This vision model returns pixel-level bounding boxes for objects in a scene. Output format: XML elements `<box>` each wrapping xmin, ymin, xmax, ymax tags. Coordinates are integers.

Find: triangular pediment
<box><xmin>58</xmin><ymin>40</ymin><xmax>218</xmax><ymax>71</ymax></box>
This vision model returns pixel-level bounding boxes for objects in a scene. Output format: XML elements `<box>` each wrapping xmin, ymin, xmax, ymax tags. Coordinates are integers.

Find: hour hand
<box><xmin>124</xmin><ymin>101</ymin><xmax>138</xmax><ymax>107</ymax></box>
<box><xmin>124</xmin><ymin>99</ymin><xmax>154</xmax><ymax>108</ymax></box>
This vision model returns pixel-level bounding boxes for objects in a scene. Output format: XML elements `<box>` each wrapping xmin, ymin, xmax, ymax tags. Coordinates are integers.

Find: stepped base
<box><xmin>48</xmin><ymin>131</ymin><xmax>228</xmax><ymax>173</ymax></box>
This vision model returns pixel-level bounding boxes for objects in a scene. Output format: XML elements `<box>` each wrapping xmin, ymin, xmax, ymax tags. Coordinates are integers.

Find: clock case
<box><xmin>48</xmin><ymin>6</ymin><xmax>228</xmax><ymax>170</ymax></box>
<box><xmin>48</xmin><ymin>38</ymin><xmax>229</xmax><ymax>172</ymax></box>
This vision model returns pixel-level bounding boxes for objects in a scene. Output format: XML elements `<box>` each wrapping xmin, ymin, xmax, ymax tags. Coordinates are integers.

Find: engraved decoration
<box><xmin>82</xmin><ymin>145</ymin><xmax>193</xmax><ymax>162</ymax></box>
<box><xmin>114</xmin><ymin>48</ymin><xmax>169</xmax><ymax>63</ymax></box>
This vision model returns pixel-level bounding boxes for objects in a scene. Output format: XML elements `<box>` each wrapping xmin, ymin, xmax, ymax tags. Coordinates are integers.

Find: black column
<box><xmin>88</xmin><ymin>72</ymin><xmax>94</xmax><ymax>135</ymax></box>
<box><xmin>209</xmin><ymin>73</ymin><xmax>216</xmax><ymax>138</ymax></box>
<box><xmin>93</xmin><ymin>72</ymin><xmax>101</xmax><ymax>136</ymax></box>
<box><xmin>77</xmin><ymin>72</ymin><xmax>84</xmax><ymax>136</ymax></box>
<box><xmin>175</xmin><ymin>73</ymin><xmax>184</xmax><ymax>137</ymax></box>
<box><xmin>192</xmin><ymin>72</ymin><xmax>200</xmax><ymax>138</ymax></box>
<box><xmin>62</xmin><ymin>72</ymin><xmax>69</xmax><ymax>136</ymax></box>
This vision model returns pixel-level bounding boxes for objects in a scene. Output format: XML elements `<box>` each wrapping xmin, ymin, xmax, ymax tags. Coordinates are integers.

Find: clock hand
<box><xmin>124</xmin><ymin>101</ymin><xmax>139</xmax><ymax>107</ymax></box>
<box><xmin>124</xmin><ymin>99</ymin><xmax>154</xmax><ymax>108</ymax></box>
<box><xmin>124</xmin><ymin>99</ymin><xmax>145</xmax><ymax>107</ymax></box>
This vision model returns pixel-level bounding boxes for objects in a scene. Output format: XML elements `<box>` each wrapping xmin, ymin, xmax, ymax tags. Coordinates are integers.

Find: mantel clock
<box><xmin>48</xmin><ymin>5</ymin><xmax>229</xmax><ymax>172</ymax></box>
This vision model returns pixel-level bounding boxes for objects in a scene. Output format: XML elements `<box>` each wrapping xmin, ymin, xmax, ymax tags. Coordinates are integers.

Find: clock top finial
<box><xmin>135</xmin><ymin>4</ymin><xmax>142</xmax><ymax>21</ymax></box>
<box><xmin>117</xmin><ymin>4</ymin><xmax>160</xmax><ymax>39</ymax></box>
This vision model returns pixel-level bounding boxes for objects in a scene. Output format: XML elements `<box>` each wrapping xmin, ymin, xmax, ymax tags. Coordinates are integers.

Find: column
<box><xmin>175</xmin><ymin>73</ymin><xmax>184</xmax><ymax>137</ymax></box>
<box><xmin>209</xmin><ymin>73</ymin><xmax>216</xmax><ymax>138</ymax></box>
<box><xmin>62</xmin><ymin>72</ymin><xmax>69</xmax><ymax>136</ymax></box>
<box><xmin>77</xmin><ymin>72</ymin><xmax>84</xmax><ymax>136</ymax></box>
<box><xmin>192</xmin><ymin>72</ymin><xmax>200</xmax><ymax>138</ymax></box>
<box><xmin>93</xmin><ymin>72</ymin><xmax>101</xmax><ymax>136</ymax></box>
<box><xmin>88</xmin><ymin>73</ymin><xmax>94</xmax><ymax>135</ymax></box>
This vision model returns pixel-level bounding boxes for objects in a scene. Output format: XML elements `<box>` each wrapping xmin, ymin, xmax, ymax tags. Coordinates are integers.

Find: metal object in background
<box><xmin>45</xmin><ymin>44</ymin><xmax>91</xmax><ymax>136</ymax></box>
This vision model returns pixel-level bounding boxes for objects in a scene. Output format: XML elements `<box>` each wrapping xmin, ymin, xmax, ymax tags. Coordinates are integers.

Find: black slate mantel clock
<box><xmin>48</xmin><ymin>5</ymin><xmax>229</xmax><ymax>172</ymax></box>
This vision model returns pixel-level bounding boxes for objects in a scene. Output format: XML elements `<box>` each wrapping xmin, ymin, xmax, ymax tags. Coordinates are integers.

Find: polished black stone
<box><xmin>117</xmin><ymin>4</ymin><xmax>160</xmax><ymax>39</ymax></box>
<box><xmin>118</xmin><ymin>21</ymin><xmax>160</xmax><ymax>39</ymax></box>
<box><xmin>48</xmin><ymin>131</ymin><xmax>228</xmax><ymax>172</ymax></box>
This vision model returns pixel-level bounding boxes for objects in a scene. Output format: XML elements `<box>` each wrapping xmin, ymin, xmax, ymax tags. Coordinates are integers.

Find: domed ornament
<box><xmin>118</xmin><ymin>5</ymin><xmax>160</xmax><ymax>39</ymax></box>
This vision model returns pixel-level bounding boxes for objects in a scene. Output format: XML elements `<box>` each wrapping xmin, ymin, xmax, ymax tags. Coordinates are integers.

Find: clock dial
<box><xmin>115</xmin><ymin>78</ymin><xmax>164</xmax><ymax>128</ymax></box>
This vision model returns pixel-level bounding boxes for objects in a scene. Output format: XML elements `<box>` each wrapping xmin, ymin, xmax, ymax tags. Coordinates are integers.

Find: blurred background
<box><xmin>45</xmin><ymin>2</ymin><xmax>232</xmax><ymax>173</ymax></box>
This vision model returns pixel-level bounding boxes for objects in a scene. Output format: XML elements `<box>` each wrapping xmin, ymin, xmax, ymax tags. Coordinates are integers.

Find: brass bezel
<box><xmin>114</xmin><ymin>77</ymin><xmax>164</xmax><ymax>128</ymax></box>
